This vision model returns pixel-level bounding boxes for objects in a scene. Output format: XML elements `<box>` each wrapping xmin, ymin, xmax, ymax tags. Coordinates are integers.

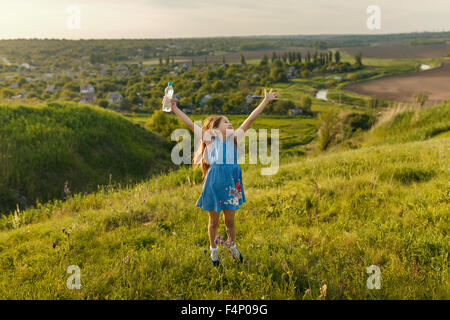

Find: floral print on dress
<box><xmin>219</xmin><ymin>180</ymin><xmax>243</xmax><ymax>206</ymax></box>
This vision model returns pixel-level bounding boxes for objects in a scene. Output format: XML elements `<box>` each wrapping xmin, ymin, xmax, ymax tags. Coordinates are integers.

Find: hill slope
<box><xmin>0</xmin><ymin>102</ymin><xmax>174</xmax><ymax>215</ymax></box>
<box><xmin>0</xmin><ymin>136</ymin><xmax>448</xmax><ymax>298</ymax></box>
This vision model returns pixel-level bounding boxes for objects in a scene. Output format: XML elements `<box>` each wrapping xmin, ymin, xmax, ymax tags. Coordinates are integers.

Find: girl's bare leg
<box><xmin>223</xmin><ymin>209</ymin><xmax>236</xmax><ymax>246</ymax></box>
<box><xmin>208</xmin><ymin>211</ymin><xmax>220</xmax><ymax>248</ymax></box>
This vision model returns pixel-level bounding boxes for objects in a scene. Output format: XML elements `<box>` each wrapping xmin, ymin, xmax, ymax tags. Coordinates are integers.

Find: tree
<box><xmin>98</xmin><ymin>99</ymin><xmax>109</xmax><ymax>108</ymax></box>
<box><xmin>301</xmin><ymin>70</ymin><xmax>310</xmax><ymax>78</ymax></box>
<box><xmin>271</xmin><ymin>100</ymin><xmax>295</xmax><ymax>114</ymax></box>
<box><xmin>301</xmin><ymin>96</ymin><xmax>312</xmax><ymax>110</ymax></box>
<box><xmin>146</xmin><ymin>110</ymin><xmax>180</xmax><ymax>141</ymax></box>
<box><xmin>120</xmin><ymin>97</ymin><xmax>132</xmax><ymax>111</ymax></box>
<box><xmin>334</xmin><ymin>51</ymin><xmax>341</xmax><ymax>63</ymax></box>
<box><xmin>260</xmin><ymin>54</ymin><xmax>268</xmax><ymax>66</ymax></box>
<box><xmin>240</xmin><ymin>54</ymin><xmax>246</xmax><ymax>65</ymax></box>
<box><xmin>272</xmin><ymin>52</ymin><xmax>277</xmax><ymax>62</ymax></box>
<box><xmin>318</xmin><ymin>110</ymin><xmax>340</xmax><ymax>151</ymax></box>
<box><xmin>354</xmin><ymin>50</ymin><xmax>363</xmax><ymax>68</ymax></box>
<box><xmin>1</xmin><ymin>88</ymin><xmax>14</xmax><ymax>98</ymax></box>
<box><xmin>270</xmin><ymin>67</ymin><xmax>288</xmax><ymax>83</ymax></box>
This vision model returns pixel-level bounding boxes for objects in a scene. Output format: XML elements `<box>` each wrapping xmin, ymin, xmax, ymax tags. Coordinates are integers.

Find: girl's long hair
<box><xmin>193</xmin><ymin>116</ymin><xmax>242</xmax><ymax>181</ymax></box>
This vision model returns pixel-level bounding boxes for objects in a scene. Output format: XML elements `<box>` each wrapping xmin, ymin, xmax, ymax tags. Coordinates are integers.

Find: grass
<box><xmin>0</xmin><ymin>102</ymin><xmax>174</xmax><ymax>216</ymax></box>
<box><xmin>0</xmin><ymin>102</ymin><xmax>448</xmax><ymax>299</ymax></box>
<box><xmin>124</xmin><ymin>113</ymin><xmax>319</xmax><ymax>158</ymax></box>
<box><xmin>364</xmin><ymin>102</ymin><xmax>450</xmax><ymax>146</ymax></box>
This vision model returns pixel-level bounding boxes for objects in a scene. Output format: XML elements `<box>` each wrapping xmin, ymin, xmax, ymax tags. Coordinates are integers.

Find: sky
<box><xmin>0</xmin><ymin>0</ymin><xmax>449</xmax><ymax>39</ymax></box>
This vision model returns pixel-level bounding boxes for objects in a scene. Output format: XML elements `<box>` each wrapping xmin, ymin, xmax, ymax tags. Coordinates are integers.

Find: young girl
<box><xmin>166</xmin><ymin>88</ymin><xmax>279</xmax><ymax>266</ymax></box>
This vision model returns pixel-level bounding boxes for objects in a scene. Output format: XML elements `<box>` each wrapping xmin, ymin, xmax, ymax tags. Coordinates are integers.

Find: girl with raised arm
<box><xmin>164</xmin><ymin>88</ymin><xmax>279</xmax><ymax>266</ymax></box>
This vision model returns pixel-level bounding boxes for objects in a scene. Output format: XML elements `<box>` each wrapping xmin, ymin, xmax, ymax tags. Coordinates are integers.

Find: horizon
<box><xmin>1</xmin><ymin>30</ymin><xmax>450</xmax><ymax>42</ymax></box>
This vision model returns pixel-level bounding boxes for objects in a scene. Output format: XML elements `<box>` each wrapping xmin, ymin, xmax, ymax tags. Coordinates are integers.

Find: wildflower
<box><xmin>214</xmin><ymin>239</ymin><xmax>218</xmax><ymax>245</ymax></box>
<box><xmin>52</xmin><ymin>241</ymin><xmax>56</xmax><ymax>249</ymax></box>
<box><xmin>220</xmin><ymin>240</ymin><xmax>224</xmax><ymax>245</ymax></box>
<box><xmin>319</xmin><ymin>284</ymin><xmax>327</xmax><ymax>300</ymax></box>
<box><xmin>64</xmin><ymin>181</ymin><xmax>71</xmax><ymax>196</ymax></box>
<box><xmin>203</xmin><ymin>249</ymin><xmax>207</xmax><ymax>255</ymax></box>
<box><xmin>62</xmin><ymin>228</ymin><xmax>66</xmax><ymax>233</ymax></box>
<box><xmin>225</xmin><ymin>240</ymin><xmax>230</xmax><ymax>247</ymax></box>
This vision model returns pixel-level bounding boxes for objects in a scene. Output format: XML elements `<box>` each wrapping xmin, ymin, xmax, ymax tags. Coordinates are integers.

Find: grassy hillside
<box><xmin>364</xmin><ymin>102</ymin><xmax>450</xmax><ymax>146</ymax></box>
<box><xmin>0</xmin><ymin>102</ymin><xmax>174</xmax><ymax>216</ymax></box>
<box><xmin>0</xmin><ymin>104</ymin><xmax>448</xmax><ymax>299</ymax></box>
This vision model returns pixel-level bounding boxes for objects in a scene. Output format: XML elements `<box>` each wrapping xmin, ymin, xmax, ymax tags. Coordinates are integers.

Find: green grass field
<box><xmin>0</xmin><ymin>102</ymin><xmax>448</xmax><ymax>299</ymax></box>
<box><xmin>0</xmin><ymin>102</ymin><xmax>174</xmax><ymax>215</ymax></box>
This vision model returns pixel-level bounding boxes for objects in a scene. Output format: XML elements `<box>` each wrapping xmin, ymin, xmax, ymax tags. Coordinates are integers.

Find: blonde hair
<box><xmin>193</xmin><ymin>116</ymin><xmax>241</xmax><ymax>181</ymax></box>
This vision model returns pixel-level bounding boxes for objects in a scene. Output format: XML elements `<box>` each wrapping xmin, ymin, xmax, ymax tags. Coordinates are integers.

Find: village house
<box><xmin>80</xmin><ymin>92</ymin><xmax>96</xmax><ymax>104</ymax></box>
<box><xmin>80</xmin><ymin>84</ymin><xmax>96</xmax><ymax>104</ymax></box>
<box><xmin>246</xmin><ymin>94</ymin><xmax>264</xmax><ymax>104</ymax></box>
<box><xmin>14</xmin><ymin>91</ymin><xmax>28</xmax><ymax>99</ymax></box>
<box><xmin>199</xmin><ymin>94</ymin><xmax>211</xmax><ymax>107</ymax></box>
<box><xmin>65</xmin><ymin>70</ymin><xmax>75</xmax><ymax>79</ymax></box>
<box><xmin>288</xmin><ymin>108</ymin><xmax>304</xmax><ymax>116</ymax></box>
<box><xmin>10</xmin><ymin>82</ymin><xmax>19</xmax><ymax>89</ymax></box>
<box><xmin>108</xmin><ymin>92</ymin><xmax>123</xmax><ymax>105</ymax></box>
<box><xmin>98</xmin><ymin>64</ymin><xmax>108</xmax><ymax>71</ymax></box>
<box><xmin>45</xmin><ymin>84</ymin><xmax>56</xmax><ymax>93</ymax></box>
<box><xmin>116</xmin><ymin>64</ymin><xmax>129</xmax><ymax>73</ymax></box>
<box><xmin>80</xmin><ymin>84</ymin><xmax>95</xmax><ymax>94</ymax></box>
<box><xmin>286</xmin><ymin>66</ymin><xmax>297</xmax><ymax>79</ymax></box>
<box><xmin>19</xmin><ymin>62</ymin><xmax>30</xmax><ymax>69</ymax></box>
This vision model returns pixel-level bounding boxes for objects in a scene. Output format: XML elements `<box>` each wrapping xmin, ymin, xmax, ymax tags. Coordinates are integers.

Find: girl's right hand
<box><xmin>170</xmin><ymin>100</ymin><xmax>177</xmax><ymax>112</ymax></box>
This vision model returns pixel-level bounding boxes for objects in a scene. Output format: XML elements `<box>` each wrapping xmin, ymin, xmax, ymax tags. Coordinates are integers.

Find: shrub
<box><xmin>146</xmin><ymin>110</ymin><xmax>181</xmax><ymax>141</ymax></box>
<box><xmin>317</xmin><ymin>110</ymin><xmax>340</xmax><ymax>151</ymax></box>
<box><xmin>342</xmin><ymin>112</ymin><xmax>376</xmax><ymax>139</ymax></box>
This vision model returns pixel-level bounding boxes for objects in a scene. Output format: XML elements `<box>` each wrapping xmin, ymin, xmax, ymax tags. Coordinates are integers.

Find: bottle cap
<box><xmin>168</xmin><ymin>82</ymin><xmax>173</xmax><ymax>86</ymax></box>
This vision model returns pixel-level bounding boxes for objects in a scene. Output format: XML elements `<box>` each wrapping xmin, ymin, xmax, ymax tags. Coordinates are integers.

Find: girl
<box><xmin>165</xmin><ymin>88</ymin><xmax>279</xmax><ymax>266</ymax></box>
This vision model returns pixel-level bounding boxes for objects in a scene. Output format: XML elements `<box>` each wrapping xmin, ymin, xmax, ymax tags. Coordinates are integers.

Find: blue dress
<box><xmin>195</xmin><ymin>134</ymin><xmax>246</xmax><ymax>213</ymax></box>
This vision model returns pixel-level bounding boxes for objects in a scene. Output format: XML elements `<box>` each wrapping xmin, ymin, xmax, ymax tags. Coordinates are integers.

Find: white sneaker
<box><xmin>210</xmin><ymin>247</ymin><xmax>220</xmax><ymax>266</ymax></box>
<box><xmin>228</xmin><ymin>244</ymin><xmax>243</xmax><ymax>263</ymax></box>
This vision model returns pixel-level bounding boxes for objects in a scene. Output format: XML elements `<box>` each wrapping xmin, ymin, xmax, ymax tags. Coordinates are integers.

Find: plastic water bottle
<box><xmin>162</xmin><ymin>82</ymin><xmax>174</xmax><ymax>112</ymax></box>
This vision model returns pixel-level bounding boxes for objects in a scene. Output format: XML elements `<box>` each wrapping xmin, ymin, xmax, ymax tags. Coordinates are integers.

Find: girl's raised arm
<box><xmin>235</xmin><ymin>88</ymin><xmax>279</xmax><ymax>141</ymax></box>
<box><xmin>166</xmin><ymin>97</ymin><xmax>204</xmax><ymax>140</ymax></box>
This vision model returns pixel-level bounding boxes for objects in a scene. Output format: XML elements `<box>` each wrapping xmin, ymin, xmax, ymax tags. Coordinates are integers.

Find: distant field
<box><xmin>343</xmin><ymin>60</ymin><xmax>450</xmax><ymax>104</ymax></box>
<box><xmin>343</xmin><ymin>40</ymin><xmax>450</xmax><ymax>59</ymax></box>
<box><xmin>178</xmin><ymin>48</ymin><xmax>316</xmax><ymax>65</ymax></box>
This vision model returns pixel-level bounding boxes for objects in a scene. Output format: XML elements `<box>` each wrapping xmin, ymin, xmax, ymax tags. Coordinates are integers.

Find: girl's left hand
<box><xmin>263</xmin><ymin>88</ymin><xmax>279</xmax><ymax>102</ymax></box>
